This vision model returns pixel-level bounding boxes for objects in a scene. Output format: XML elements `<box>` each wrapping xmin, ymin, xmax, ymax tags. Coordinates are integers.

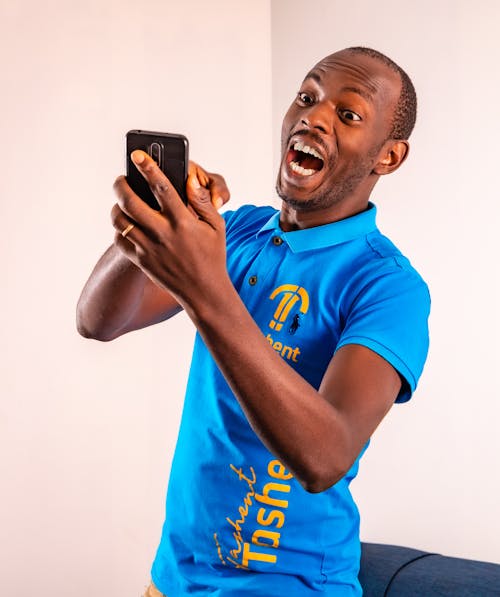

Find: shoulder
<box><xmin>222</xmin><ymin>204</ymin><xmax>277</xmax><ymax>237</ymax></box>
<box><xmin>351</xmin><ymin>230</ymin><xmax>430</xmax><ymax>301</ymax></box>
<box><xmin>337</xmin><ymin>229</ymin><xmax>431</xmax><ymax>350</ymax></box>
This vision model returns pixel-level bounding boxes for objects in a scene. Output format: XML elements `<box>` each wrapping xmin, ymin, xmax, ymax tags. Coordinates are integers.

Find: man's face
<box><xmin>276</xmin><ymin>50</ymin><xmax>402</xmax><ymax>211</ymax></box>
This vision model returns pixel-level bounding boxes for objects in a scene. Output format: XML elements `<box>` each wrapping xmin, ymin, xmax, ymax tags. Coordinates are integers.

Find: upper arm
<box><xmin>337</xmin><ymin>263</ymin><xmax>431</xmax><ymax>403</ymax></box>
<box><xmin>319</xmin><ymin>344</ymin><xmax>401</xmax><ymax>464</ymax></box>
<box><xmin>317</xmin><ymin>264</ymin><xmax>431</xmax><ymax>471</ymax></box>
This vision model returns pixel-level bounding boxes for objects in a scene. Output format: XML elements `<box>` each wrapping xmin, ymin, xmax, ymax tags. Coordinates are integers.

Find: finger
<box><xmin>131</xmin><ymin>150</ymin><xmax>186</xmax><ymax>218</ymax></box>
<box><xmin>113</xmin><ymin>175</ymin><xmax>163</xmax><ymax>236</ymax></box>
<box><xmin>110</xmin><ymin>203</ymin><xmax>150</xmax><ymax>248</ymax></box>
<box><xmin>208</xmin><ymin>173</ymin><xmax>230</xmax><ymax>209</ymax></box>
<box><xmin>114</xmin><ymin>231</ymin><xmax>142</xmax><ymax>267</ymax></box>
<box><xmin>188</xmin><ymin>161</ymin><xmax>209</xmax><ymax>187</ymax></box>
<box><xmin>188</xmin><ymin>186</ymin><xmax>225</xmax><ymax>230</ymax></box>
<box><xmin>186</xmin><ymin>167</ymin><xmax>212</xmax><ymax>206</ymax></box>
<box><xmin>187</xmin><ymin>162</ymin><xmax>229</xmax><ymax>210</ymax></box>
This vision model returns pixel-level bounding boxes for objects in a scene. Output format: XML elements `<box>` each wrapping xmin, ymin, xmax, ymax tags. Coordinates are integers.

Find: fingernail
<box><xmin>214</xmin><ymin>197</ymin><xmax>223</xmax><ymax>209</ymax></box>
<box><xmin>191</xmin><ymin>175</ymin><xmax>200</xmax><ymax>189</ymax></box>
<box><xmin>131</xmin><ymin>150</ymin><xmax>145</xmax><ymax>164</ymax></box>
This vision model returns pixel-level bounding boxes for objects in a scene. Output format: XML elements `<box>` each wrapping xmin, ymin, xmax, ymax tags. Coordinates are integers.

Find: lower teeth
<box><xmin>290</xmin><ymin>161</ymin><xmax>316</xmax><ymax>176</ymax></box>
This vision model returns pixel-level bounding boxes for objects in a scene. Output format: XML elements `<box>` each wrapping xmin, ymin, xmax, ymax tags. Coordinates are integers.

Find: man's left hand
<box><xmin>111</xmin><ymin>150</ymin><xmax>231</xmax><ymax>310</ymax></box>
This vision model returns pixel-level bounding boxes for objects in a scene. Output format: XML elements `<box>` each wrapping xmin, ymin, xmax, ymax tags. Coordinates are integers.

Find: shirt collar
<box><xmin>257</xmin><ymin>202</ymin><xmax>378</xmax><ymax>253</ymax></box>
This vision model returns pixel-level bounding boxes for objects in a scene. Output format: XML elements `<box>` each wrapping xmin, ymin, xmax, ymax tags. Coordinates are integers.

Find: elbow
<box><xmin>76</xmin><ymin>311</ymin><xmax>116</xmax><ymax>342</ymax></box>
<box><xmin>76</xmin><ymin>312</ymin><xmax>92</xmax><ymax>339</ymax></box>
<box><xmin>76</xmin><ymin>321</ymin><xmax>92</xmax><ymax>339</ymax></box>
<box><xmin>76</xmin><ymin>297</ymin><xmax>120</xmax><ymax>341</ymax></box>
<box><xmin>301</xmin><ymin>474</ymin><xmax>343</xmax><ymax>494</ymax></box>
<box><xmin>299</xmin><ymin>459</ymin><xmax>352</xmax><ymax>494</ymax></box>
<box><xmin>76</xmin><ymin>321</ymin><xmax>114</xmax><ymax>341</ymax></box>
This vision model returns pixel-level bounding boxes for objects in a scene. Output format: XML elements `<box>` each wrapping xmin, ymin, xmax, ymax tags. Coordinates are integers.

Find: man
<box><xmin>77</xmin><ymin>47</ymin><xmax>430</xmax><ymax>596</ymax></box>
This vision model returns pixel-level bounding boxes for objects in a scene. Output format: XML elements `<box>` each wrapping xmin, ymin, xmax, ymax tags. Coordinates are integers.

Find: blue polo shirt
<box><xmin>151</xmin><ymin>203</ymin><xmax>430</xmax><ymax>596</ymax></box>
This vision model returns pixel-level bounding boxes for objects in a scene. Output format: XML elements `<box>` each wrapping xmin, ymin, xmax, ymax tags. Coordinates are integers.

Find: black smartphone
<box><xmin>126</xmin><ymin>130</ymin><xmax>189</xmax><ymax>209</ymax></box>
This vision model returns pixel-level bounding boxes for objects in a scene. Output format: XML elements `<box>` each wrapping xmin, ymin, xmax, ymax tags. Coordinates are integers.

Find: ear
<box><xmin>373</xmin><ymin>140</ymin><xmax>410</xmax><ymax>175</ymax></box>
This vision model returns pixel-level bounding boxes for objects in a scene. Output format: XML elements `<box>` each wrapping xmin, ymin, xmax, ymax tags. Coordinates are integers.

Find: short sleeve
<box><xmin>336</xmin><ymin>263</ymin><xmax>431</xmax><ymax>403</ymax></box>
<box><xmin>221</xmin><ymin>204</ymin><xmax>277</xmax><ymax>240</ymax></box>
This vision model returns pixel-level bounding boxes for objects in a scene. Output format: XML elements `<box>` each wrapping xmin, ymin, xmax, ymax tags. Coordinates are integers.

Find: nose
<box><xmin>301</xmin><ymin>101</ymin><xmax>332</xmax><ymax>135</ymax></box>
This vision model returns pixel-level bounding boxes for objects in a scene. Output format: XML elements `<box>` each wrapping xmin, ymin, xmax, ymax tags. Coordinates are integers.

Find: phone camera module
<box><xmin>149</xmin><ymin>142</ymin><xmax>162</xmax><ymax>166</ymax></box>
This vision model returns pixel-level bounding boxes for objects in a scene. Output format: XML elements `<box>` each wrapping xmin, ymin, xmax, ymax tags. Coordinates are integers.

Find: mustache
<box><xmin>286</xmin><ymin>128</ymin><xmax>331</xmax><ymax>157</ymax></box>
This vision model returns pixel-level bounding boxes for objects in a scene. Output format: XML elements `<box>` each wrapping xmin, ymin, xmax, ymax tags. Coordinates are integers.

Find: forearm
<box><xmin>76</xmin><ymin>245</ymin><xmax>149</xmax><ymax>340</ymax></box>
<box><xmin>187</xmin><ymin>281</ymin><xmax>352</xmax><ymax>492</ymax></box>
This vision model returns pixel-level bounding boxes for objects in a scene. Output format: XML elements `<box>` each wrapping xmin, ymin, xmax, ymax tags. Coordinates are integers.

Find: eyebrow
<box><xmin>339</xmin><ymin>86</ymin><xmax>374</xmax><ymax>103</ymax></box>
<box><xmin>303</xmin><ymin>72</ymin><xmax>375</xmax><ymax>104</ymax></box>
<box><xmin>304</xmin><ymin>71</ymin><xmax>322</xmax><ymax>84</ymax></box>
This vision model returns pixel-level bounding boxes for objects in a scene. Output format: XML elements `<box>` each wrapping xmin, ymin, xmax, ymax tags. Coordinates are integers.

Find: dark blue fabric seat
<box><xmin>359</xmin><ymin>542</ymin><xmax>500</xmax><ymax>596</ymax></box>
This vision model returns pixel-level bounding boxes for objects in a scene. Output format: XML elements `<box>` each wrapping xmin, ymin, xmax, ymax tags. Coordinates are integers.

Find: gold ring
<box><xmin>121</xmin><ymin>223</ymin><xmax>135</xmax><ymax>238</ymax></box>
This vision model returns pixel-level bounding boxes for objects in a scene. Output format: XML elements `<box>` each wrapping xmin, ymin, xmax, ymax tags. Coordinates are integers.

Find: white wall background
<box><xmin>271</xmin><ymin>0</ymin><xmax>500</xmax><ymax>564</ymax></box>
<box><xmin>0</xmin><ymin>1</ymin><xmax>272</xmax><ymax>595</ymax></box>
<box><xmin>1</xmin><ymin>1</ymin><xmax>499</xmax><ymax>596</ymax></box>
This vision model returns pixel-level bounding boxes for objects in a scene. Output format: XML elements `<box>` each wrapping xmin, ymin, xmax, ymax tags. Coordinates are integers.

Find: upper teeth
<box><xmin>293</xmin><ymin>141</ymin><xmax>323</xmax><ymax>161</ymax></box>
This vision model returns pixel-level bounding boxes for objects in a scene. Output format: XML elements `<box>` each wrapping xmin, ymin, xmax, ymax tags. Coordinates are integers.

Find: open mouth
<box><xmin>286</xmin><ymin>141</ymin><xmax>324</xmax><ymax>176</ymax></box>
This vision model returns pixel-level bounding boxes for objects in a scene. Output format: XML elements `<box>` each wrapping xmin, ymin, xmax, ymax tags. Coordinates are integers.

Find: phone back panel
<box><xmin>126</xmin><ymin>130</ymin><xmax>189</xmax><ymax>209</ymax></box>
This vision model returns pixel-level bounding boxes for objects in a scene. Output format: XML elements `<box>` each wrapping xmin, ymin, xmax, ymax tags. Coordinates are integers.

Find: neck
<box><xmin>277</xmin><ymin>170</ymin><xmax>379</xmax><ymax>231</ymax></box>
<box><xmin>279</xmin><ymin>197</ymin><xmax>371</xmax><ymax>232</ymax></box>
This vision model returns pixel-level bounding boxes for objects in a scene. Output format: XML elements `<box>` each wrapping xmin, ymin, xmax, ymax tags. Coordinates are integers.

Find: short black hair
<box><xmin>345</xmin><ymin>46</ymin><xmax>417</xmax><ymax>140</ymax></box>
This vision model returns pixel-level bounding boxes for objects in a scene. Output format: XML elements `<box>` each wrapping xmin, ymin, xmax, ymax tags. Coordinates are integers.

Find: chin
<box><xmin>276</xmin><ymin>170</ymin><xmax>312</xmax><ymax>202</ymax></box>
<box><xmin>276</xmin><ymin>181</ymin><xmax>330</xmax><ymax>212</ymax></box>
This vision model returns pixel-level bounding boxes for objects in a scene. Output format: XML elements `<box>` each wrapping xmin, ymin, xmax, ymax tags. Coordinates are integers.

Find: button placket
<box><xmin>238</xmin><ymin>232</ymin><xmax>288</xmax><ymax>310</ymax></box>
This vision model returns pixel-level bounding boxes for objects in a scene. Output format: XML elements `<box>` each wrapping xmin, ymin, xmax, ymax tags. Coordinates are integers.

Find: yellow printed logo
<box><xmin>268</xmin><ymin>285</ymin><xmax>310</xmax><ymax>332</ymax></box>
<box><xmin>214</xmin><ymin>459</ymin><xmax>294</xmax><ymax>570</ymax></box>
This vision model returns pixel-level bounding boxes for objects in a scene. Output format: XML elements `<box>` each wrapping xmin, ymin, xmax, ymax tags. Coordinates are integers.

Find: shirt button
<box><xmin>248</xmin><ymin>275</ymin><xmax>258</xmax><ymax>286</ymax></box>
<box><xmin>272</xmin><ymin>236</ymin><xmax>283</xmax><ymax>246</ymax></box>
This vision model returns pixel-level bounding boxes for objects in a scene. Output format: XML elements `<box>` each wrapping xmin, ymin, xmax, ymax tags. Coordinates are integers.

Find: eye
<box><xmin>339</xmin><ymin>109</ymin><xmax>362</xmax><ymax>122</ymax></box>
<box><xmin>296</xmin><ymin>91</ymin><xmax>315</xmax><ymax>106</ymax></box>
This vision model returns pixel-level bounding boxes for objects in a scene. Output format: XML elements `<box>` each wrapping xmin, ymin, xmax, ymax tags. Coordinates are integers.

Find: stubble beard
<box><xmin>276</xmin><ymin>146</ymin><xmax>382</xmax><ymax>212</ymax></box>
